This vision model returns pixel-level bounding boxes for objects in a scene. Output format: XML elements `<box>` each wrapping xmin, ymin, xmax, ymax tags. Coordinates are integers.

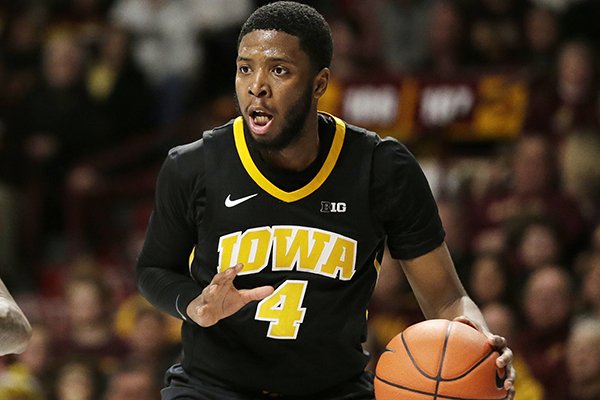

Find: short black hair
<box><xmin>238</xmin><ymin>1</ymin><xmax>333</xmax><ymax>72</ymax></box>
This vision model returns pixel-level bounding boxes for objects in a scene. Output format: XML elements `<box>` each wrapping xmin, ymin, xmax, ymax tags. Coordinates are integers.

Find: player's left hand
<box><xmin>453</xmin><ymin>316</ymin><xmax>516</xmax><ymax>400</ymax></box>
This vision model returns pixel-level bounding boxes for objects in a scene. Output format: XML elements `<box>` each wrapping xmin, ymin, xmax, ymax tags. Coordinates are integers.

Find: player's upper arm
<box><xmin>371</xmin><ymin>138</ymin><xmax>445</xmax><ymax>260</ymax></box>
<box><xmin>137</xmin><ymin>139</ymin><xmax>205</xmax><ymax>272</ymax></box>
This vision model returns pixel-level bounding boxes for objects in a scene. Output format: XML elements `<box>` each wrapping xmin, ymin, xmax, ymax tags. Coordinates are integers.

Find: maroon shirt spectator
<box><xmin>517</xmin><ymin>266</ymin><xmax>574</xmax><ymax>400</ymax></box>
<box><xmin>525</xmin><ymin>40</ymin><xmax>598</xmax><ymax>139</ymax></box>
<box><xmin>469</xmin><ymin>135</ymin><xmax>586</xmax><ymax>261</ymax></box>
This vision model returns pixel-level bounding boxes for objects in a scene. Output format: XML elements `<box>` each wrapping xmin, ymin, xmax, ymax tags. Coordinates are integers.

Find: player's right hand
<box><xmin>186</xmin><ymin>263</ymin><xmax>274</xmax><ymax>327</ymax></box>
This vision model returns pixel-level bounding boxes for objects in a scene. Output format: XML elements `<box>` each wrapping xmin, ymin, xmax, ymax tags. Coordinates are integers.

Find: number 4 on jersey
<box><xmin>255</xmin><ymin>280</ymin><xmax>308</xmax><ymax>339</ymax></box>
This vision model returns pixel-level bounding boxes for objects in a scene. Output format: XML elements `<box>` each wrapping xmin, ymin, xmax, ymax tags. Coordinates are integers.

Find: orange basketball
<box><xmin>374</xmin><ymin>319</ymin><xmax>508</xmax><ymax>400</ymax></box>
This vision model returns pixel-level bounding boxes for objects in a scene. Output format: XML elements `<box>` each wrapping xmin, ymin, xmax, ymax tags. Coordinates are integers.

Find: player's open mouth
<box><xmin>248</xmin><ymin>110</ymin><xmax>273</xmax><ymax>135</ymax></box>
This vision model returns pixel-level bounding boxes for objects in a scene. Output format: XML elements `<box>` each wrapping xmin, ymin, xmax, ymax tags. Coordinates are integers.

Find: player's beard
<box><xmin>236</xmin><ymin>83</ymin><xmax>313</xmax><ymax>152</ymax></box>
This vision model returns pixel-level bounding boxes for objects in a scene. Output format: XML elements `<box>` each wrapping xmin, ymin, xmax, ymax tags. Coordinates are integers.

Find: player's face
<box><xmin>235</xmin><ymin>30</ymin><xmax>318</xmax><ymax>150</ymax></box>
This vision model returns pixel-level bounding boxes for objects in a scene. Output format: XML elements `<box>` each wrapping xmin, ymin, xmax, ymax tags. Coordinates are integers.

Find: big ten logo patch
<box><xmin>320</xmin><ymin>201</ymin><xmax>347</xmax><ymax>213</ymax></box>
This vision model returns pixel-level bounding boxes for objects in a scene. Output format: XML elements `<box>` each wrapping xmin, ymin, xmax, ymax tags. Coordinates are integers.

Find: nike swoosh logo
<box><xmin>225</xmin><ymin>193</ymin><xmax>258</xmax><ymax>208</ymax></box>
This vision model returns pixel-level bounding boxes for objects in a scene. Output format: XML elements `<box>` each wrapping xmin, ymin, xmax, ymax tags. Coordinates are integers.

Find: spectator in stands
<box><xmin>482</xmin><ymin>302</ymin><xmax>544</xmax><ymax>400</ymax></box>
<box><xmin>510</xmin><ymin>216</ymin><xmax>562</xmax><ymax>274</ymax></box>
<box><xmin>123</xmin><ymin>308</ymin><xmax>181</xmax><ymax>382</ymax></box>
<box><xmin>577</xmin><ymin>250</ymin><xmax>600</xmax><ymax>321</ymax></box>
<box><xmin>19</xmin><ymin>33</ymin><xmax>104</xmax><ymax>262</ymax></box>
<box><xmin>103</xmin><ymin>365</ymin><xmax>160</xmax><ymax>400</ymax></box>
<box><xmin>375</xmin><ymin>0</ymin><xmax>431</xmax><ymax>74</ymax></box>
<box><xmin>592</xmin><ymin>223</ymin><xmax>600</xmax><ymax>251</ymax></box>
<box><xmin>46</xmin><ymin>0</ymin><xmax>110</xmax><ymax>51</ymax></box>
<box><xmin>565</xmin><ymin>318</ymin><xmax>600</xmax><ymax>400</ymax></box>
<box><xmin>53</xmin><ymin>273</ymin><xmax>129</xmax><ymax>377</ymax></box>
<box><xmin>108</xmin><ymin>0</ymin><xmax>202</xmax><ymax>126</ymax></box>
<box><xmin>468</xmin><ymin>253</ymin><xmax>509</xmax><ymax>307</ymax></box>
<box><xmin>109</xmin><ymin>0</ymin><xmax>251</xmax><ymax>126</ymax></box>
<box><xmin>15</xmin><ymin>322</ymin><xmax>54</xmax><ymax>399</ymax></box>
<box><xmin>469</xmin><ymin>135</ymin><xmax>586</xmax><ymax>260</ymax></box>
<box><xmin>0</xmin><ymin>3</ymin><xmax>44</xmax><ymax>150</ymax></box>
<box><xmin>517</xmin><ymin>265</ymin><xmax>575</xmax><ymax>400</ymax></box>
<box><xmin>560</xmin><ymin>131</ymin><xmax>600</xmax><ymax>224</ymax></box>
<box><xmin>420</xmin><ymin>0</ymin><xmax>469</xmax><ymax>77</ymax></box>
<box><xmin>85</xmin><ymin>24</ymin><xmax>152</xmax><ymax>141</ymax></box>
<box><xmin>465</xmin><ymin>0</ymin><xmax>525</xmax><ymax>66</ymax></box>
<box><xmin>522</xmin><ymin>6</ymin><xmax>560</xmax><ymax>76</ymax></box>
<box><xmin>53</xmin><ymin>358</ymin><xmax>103</xmax><ymax>400</ymax></box>
<box><xmin>327</xmin><ymin>14</ymin><xmax>368</xmax><ymax>80</ymax></box>
<box><xmin>525</xmin><ymin>40</ymin><xmax>598</xmax><ymax>138</ymax></box>
<box><xmin>0</xmin><ymin>359</ymin><xmax>45</xmax><ymax>400</ymax></box>
<box><xmin>316</xmin><ymin>13</ymin><xmax>373</xmax><ymax>116</ymax></box>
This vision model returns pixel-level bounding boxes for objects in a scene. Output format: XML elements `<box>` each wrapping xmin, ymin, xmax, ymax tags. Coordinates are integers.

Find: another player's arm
<box><xmin>393</xmin><ymin>244</ymin><xmax>515</xmax><ymax>398</ymax></box>
<box><xmin>0</xmin><ymin>278</ymin><xmax>32</xmax><ymax>355</ymax></box>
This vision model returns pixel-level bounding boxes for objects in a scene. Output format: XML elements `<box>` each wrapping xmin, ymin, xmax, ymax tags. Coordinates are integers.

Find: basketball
<box><xmin>374</xmin><ymin>319</ymin><xmax>508</xmax><ymax>400</ymax></box>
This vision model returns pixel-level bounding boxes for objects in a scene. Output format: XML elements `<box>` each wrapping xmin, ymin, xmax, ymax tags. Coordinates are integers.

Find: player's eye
<box><xmin>272</xmin><ymin>66</ymin><xmax>287</xmax><ymax>76</ymax></box>
<box><xmin>238</xmin><ymin>65</ymin><xmax>251</xmax><ymax>74</ymax></box>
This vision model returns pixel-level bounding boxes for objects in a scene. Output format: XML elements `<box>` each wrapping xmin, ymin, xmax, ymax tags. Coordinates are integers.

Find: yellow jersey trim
<box><xmin>233</xmin><ymin>114</ymin><xmax>346</xmax><ymax>203</ymax></box>
<box><xmin>188</xmin><ymin>247</ymin><xmax>195</xmax><ymax>275</ymax></box>
<box><xmin>373</xmin><ymin>258</ymin><xmax>381</xmax><ymax>275</ymax></box>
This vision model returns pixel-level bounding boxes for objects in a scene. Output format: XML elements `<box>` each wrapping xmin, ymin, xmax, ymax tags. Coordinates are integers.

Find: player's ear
<box><xmin>313</xmin><ymin>67</ymin><xmax>330</xmax><ymax>99</ymax></box>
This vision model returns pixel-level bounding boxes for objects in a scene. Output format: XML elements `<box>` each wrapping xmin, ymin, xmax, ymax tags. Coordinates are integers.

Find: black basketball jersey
<box><xmin>184</xmin><ymin>115</ymin><xmax>386</xmax><ymax>395</ymax></box>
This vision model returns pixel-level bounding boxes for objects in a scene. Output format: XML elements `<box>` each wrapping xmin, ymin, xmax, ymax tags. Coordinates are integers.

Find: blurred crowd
<box><xmin>0</xmin><ymin>0</ymin><xmax>598</xmax><ymax>399</ymax></box>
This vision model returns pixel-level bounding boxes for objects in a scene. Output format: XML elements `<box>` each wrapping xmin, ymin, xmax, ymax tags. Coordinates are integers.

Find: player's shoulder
<box><xmin>341</xmin><ymin>118</ymin><xmax>382</xmax><ymax>147</ymax></box>
<box><xmin>164</xmin><ymin>119</ymin><xmax>235</xmax><ymax>178</ymax></box>
<box><xmin>167</xmin><ymin>119</ymin><xmax>235</xmax><ymax>160</ymax></box>
<box><xmin>339</xmin><ymin>117</ymin><xmax>414</xmax><ymax>163</ymax></box>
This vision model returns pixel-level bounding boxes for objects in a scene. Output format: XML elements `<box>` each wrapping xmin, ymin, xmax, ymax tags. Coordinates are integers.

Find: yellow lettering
<box><xmin>217</xmin><ymin>225</ymin><xmax>357</xmax><ymax>280</ymax></box>
<box><xmin>255</xmin><ymin>280</ymin><xmax>308</xmax><ymax>339</ymax></box>
<box><xmin>273</xmin><ymin>227</ymin><xmax>329</xmax><ymax>273</ymax></box>
<box><xmin>320</xmin><ymin>237</ymin><xmax>356</xmax><ymax>280</ymax></box>
<box><xmin>217</xmin><ymin>232</ymin><xmax>241</xmax><ymax>272</ymax></box>
<box><xmin>236</xmin><ymin>227</ymin><xmax>272</xmax><ymax>274</ymax></box>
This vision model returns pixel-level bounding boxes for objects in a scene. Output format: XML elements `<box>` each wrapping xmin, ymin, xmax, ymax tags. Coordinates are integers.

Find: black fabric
<box><xmin>161</xmin><ymin>364</ymin><xmax>374</xmax><ymax>400</ymax></box>
<box><xmin>136</xmin><ymin>113</ymin><xmax>445</xmax><ymax>395</ymax></box>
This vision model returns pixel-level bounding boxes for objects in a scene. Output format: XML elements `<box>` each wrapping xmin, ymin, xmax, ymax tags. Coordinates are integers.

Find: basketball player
<box><xmin>137</xmin><ymin>2</ymin><xmax>515</xmax><ymax>399</ymax></box>
<box><xmin>0</xmin><ymin>278</ymin><xmax>32</xmax><ymax>355</ymax></box>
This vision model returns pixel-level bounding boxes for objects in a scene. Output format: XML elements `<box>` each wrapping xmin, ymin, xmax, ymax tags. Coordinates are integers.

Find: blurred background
<box><xmin>0</xmin><ymin>0</ymin><xmax>598</xmax><ymax>399</ymax></box>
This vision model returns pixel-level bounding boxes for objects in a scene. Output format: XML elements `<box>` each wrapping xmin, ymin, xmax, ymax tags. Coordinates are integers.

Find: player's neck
<box><xmin>259</xmin><ymin>114</ymin><xmax>320</xmax><ymax>172</ymax></box>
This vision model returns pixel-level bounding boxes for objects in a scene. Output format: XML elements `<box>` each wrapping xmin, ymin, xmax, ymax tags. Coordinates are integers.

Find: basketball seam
<box><xmin>374</xmin><ymin>375</ymin><xmax>504</xmax><ymax>400</ymax></box>
<box><xmin>442</xmin><ymin>349</ymin><xmax>497</xmax><ymax>382</ymax></box>
<box><xmin>434</xmin><ymin>320</ymin><xmax>454</xmax><ymax>399</ymax></box>
<box><xmin>400</xmin><ymin>323</ymin><xmax>500</xmax><ymax>382</ymax></box>
<box><xmin>387</xmin><ymin>321</ymin><xmax>504</xmax><ymax>399</ymax></box>
<box><xmin>401</xmin><ymin>331</ymin><xmax>438</xmax><ymax>380</ymax></box>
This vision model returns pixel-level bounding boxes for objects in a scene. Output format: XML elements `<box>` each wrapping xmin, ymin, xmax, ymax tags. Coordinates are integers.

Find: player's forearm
<box><xmin>436</xmin><ymin>295</ymin><xmax>490</xmax><ymax>332</ymax></box>
<box><xmin>0</xmin><ymin>299</ymin><xmax>32</xmax><ymax>355</ymax></box>
<box><xmin>136</xmin><ymin>265</ymin><xmax>203</xmax><ymax>321</ymax></box>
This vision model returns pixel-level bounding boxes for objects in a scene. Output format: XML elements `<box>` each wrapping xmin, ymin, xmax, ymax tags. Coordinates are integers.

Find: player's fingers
<box><xmin>503</xmin><ymin>363</ymin><xmax>516</xmax><ymax>397</ymax></box>
<box><xmin>489</xmin><ymin>334</ymin><xmax>507</xmax><ymax>349</ymax></box>
<box><xmin>496</xmin><ymin>344</ymin><xmax>513</xmax><ymax>368</ymax></box>
<box><xmin>212</xmin><ymin>263</ymin><xmax>243</xmax><ymax>285</ymax></box>
<box><xmin>240</xmin><ymin>286</ymin><xmax>275</xmax><ymax>303</ymax></box>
